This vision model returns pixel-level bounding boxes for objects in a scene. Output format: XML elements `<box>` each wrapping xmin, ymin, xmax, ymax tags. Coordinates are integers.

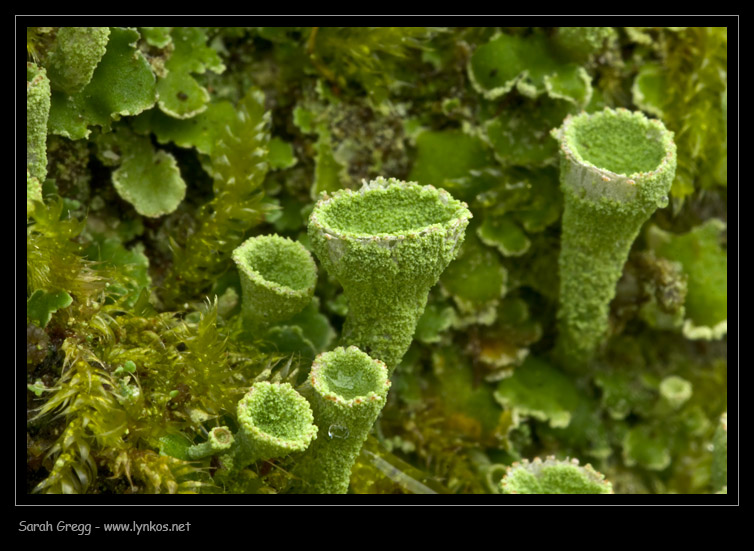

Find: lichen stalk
<box><xmin>551</xmin><ymin>108</ymin><xmax>676</xmax><ymax>367</ymax></box>
<box><xmin>308</xmin><ymin>177</ymin><xmax>471</xmax><ymax>372</ymax></box>
<box><xmin>27</xmin><ymin>62</ymin><xmax>50</xmax><ymax>183</ymax></box>
<box><xmin>294</xmin><ymin>346</ymin><xmax>391</xmax><ymax>494</ymax></box>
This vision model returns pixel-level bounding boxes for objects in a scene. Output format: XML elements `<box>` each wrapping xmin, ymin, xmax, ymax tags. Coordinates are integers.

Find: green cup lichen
<box><xmin>552</xmin><ymin>108</ymin><xmax>677</xmax><ymax>367</ymax></box>
<box><xmin>501</xmin><ymin>456</ymin><xmax>613</xmax><ymax>494</ymax></box>
<box><xmin>217</xmin><ymin>382</ymin><xmax>317</xmax><ymax>476</ymax></box>
<box><xmin>308</xmin><ymin>177</ymin><xmax>472</xmax><ymax>372</ymax></box>
<box><xmin>186</xmin><ymin>426</ymin><xmax>235</xmax><ymax>460</ymax></box>
<box><xmin>294</xmin><ymin>346</ymin><xmax>391</xmax><ymax>493</ymax></box>
<box><xmin>232</xmin><ymin>235</ymin><xmax>317</xmax><ymax>330</ymax></box>
<box><xmin>659</xmin><ymin>375</ymin><xmax>693</xmax><ymax>410</ymax></box>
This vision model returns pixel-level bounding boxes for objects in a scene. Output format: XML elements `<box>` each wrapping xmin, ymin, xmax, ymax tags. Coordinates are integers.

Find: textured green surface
<box><xmin>46</xmin><ymin>27</ymin><xmax>110</xmax><ymax>95</ymax></box>
<box><xmin>48</xmin><ymin>27</ymin><xmax>156</xmax><ymax>139</ymax></box>
<box><xmin>553</xmin><ymin>108</ymin><xmax>677</xmax><ymax>366</ymax></box>
<box><xmin>309</xmin><ymin>178</ymin><xmax>471</xmax><ymax>371</ymax></box>
<box><xmin>501</xmin><ymin>457</ymin><xmax>613</xmax><ymax>494</ymax></box>
<box><xmin>25</xmin><ymin>27</ymin><xmax>728</xmax><ymax>497</ymax></box>
<box><xmin>219</xmin><ymin>382</ymin><xmax>317</xmax><ymax>476</ymax></box>
<box><xmin>232</xmin><ymin>235</ymin><xmax>317</xmax><ymax>329</ymax></box>
<box><xmin>294</xmin><ymin>347</ymin><xmax>390</xmax><ymax>493</ymax></box>
<box><xmin>26</xmin><ymin>63</ymin><xmax>50</xmax><ymax>182</ymax></box>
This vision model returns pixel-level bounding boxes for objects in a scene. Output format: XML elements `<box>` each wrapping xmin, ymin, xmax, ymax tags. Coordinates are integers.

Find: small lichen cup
<box><xmin>551</xmin><ymin>108</ymin><xmax>676</xmax><ymax>367</ymax></box>
<box><xmin>216</xmin><ymin>381</ymin><xmax>318</xmax><ymax>476</ymax></box>
<box><xmin>293</xmin><ymin>346</ymin><xmax>391</xmax><ymax>494</ymax></box>
<box><xmin>501</xmin><ymin>456</ymin><xmax>613</xmax><ymax>494</ymax></box>
<box><xmin>232</xmin><ymin>235</ymin><xmax>317</xmax><ymax>331</ymax></box>
<box><xmin>308</xmin><ymin>177</ymin><xmax>472</xmax><ymax>372</ymax></box>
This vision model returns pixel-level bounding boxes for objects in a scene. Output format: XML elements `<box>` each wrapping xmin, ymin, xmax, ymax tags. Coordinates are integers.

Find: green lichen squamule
<box><xmin>232</xmin><ymin>235</ymin><xmax>317</xmax><ymax>330</ymax></box>
<box><xmin>216</xmin><ymin>382</ymin><xmax>317</xmax><ymax>477</ymax></box>
<box><xmin>308</xmin><ymin>177</ymin><xmax>472</xmax><ymax>372</ymax></box>
<box><xmin>500</xmin><ymin>456</ymin><xmax>613</xmax><ymax>494</ymax></box>
<box><xmin>294</xmin><ymin>346</ymin><xmax>391</xmax><ymax>493</ymax></box>
<box><xmin>552</xmin><ymin>108</ymin><xmax>676</xmax><ymax>367</ymax></box>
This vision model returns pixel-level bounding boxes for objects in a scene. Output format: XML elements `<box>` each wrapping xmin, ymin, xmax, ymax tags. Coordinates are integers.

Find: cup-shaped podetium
<box><xmin>294</xmin><ymin>346</ymin><xmax>391</xmax><ymax>494</ymax></box>
<box><xmin>308</xmin><ymin>177</ymin><xmax>472</xmax><ymax>372</ymax></box>
<box><xmin>500</xmin><ymin>456</ymin><xmax>613</xmax><ymax>494</ymax></box>
<box><xmin>232</xmin><ymin>235</ymin><xmax>317</xmax><ymax>330</ymax></box>
<box><xmin>219</xmin><ymin>382</ymin><xmax>318</xmax><ymax>475</ymax></box>
<box><xmin>551</xmin><ymin>108</ymin><xmax>676</xmax><ymax>367</ymax></box>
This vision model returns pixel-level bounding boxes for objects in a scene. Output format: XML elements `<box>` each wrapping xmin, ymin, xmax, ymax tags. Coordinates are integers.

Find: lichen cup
<box><xmin>500</xmin><ymin>456</ymin><xmax>613</xmax><ymax>494</ymax></box>
<box><xmin>308</xmin><ymin>177</ymin><xmax>472</xmax><ymax>372</ymax></box>
<box><xmin>551</xmin><ymin>108</ymin><xmax>676</xmax><ymax>368</ymax></box>
<box><xmin>217</xmin><ymin>381</ymin><xmax>318</xmax><ymax>476</ymax></box>
<box><xmin>232</xmin><ymin>235</ymin><xmax>317</xmax><ymax>331</ymax></box>
<box><xmin>293</xmin><ymin>346</ymin><xmax>391</xmax><ymax>494</ymax></box>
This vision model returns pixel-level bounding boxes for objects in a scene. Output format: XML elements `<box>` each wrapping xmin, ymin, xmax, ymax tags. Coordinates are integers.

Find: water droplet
<box><xmin>328</xmin><ymin>424</ymin><xmax>349</xmax><ymax>439</ymax></box>
<box><xmin>657</xmin><ymin>195</ymin><xmax>669</xmax><ymax>208</ymax></box>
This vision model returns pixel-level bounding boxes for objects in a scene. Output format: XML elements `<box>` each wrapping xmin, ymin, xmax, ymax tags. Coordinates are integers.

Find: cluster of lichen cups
<box><xmin>192</xmin><ymin>177</ymin><xmax>470</xmax><ymax>492</ymax></box>
<box><xmin>177</xmin><ymin>108</ymin><xmax>671</xmax><ymax>493</ymax></box>
<box><xmin>204</xmin><ymin>109</ymin><xmax>672</xmax><ymax>491</ymax></box>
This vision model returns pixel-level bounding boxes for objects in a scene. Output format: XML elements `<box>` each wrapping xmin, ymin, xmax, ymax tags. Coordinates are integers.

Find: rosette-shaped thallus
<box><xmin>293</xmin><ymin>346</ymin><xmax>391</xmax><ymax>494</ymax></box>
<box><xmin>308</xmin><ymin>177</ymin><xmax>472</xmax><ymax>373</ymax></box>
<box><xmin>551</xmin><ymin>108</ymin><xmax>676</xmax><ymax>368</ymax></box>
<box><xmin>203</xmin><ymin>382</ymin><xmax>318</xmax><ymax>477</ymax></box>
<box><xmin>232</xmin><ymin>235</ymin><xmax>317</xmax><ymax>331</ymax></box>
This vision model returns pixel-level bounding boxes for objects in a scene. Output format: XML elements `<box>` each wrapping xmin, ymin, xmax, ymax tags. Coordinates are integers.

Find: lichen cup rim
<box><xmin>231</xmin><ymin>234</ymin><xmax>317</xmax><ymax>299</ymax></box>
<box><xmin>237</xmin><ymin>381</ymin><xmax>318</xmax><ymax>452</ymax></box>
<box><xmin>551</xmin><ymin>107</ymin><xmax>676</xmax><ymax>203</ymax></box>
<box><xmin>309</xmin><ymin>177</ymin><xmax>473</xmax><ymax>243</ymax></box>
<box><xmin>308</xmin><ymin>346</ymin><xmax>391</xmax><ymax>408</ymax></box>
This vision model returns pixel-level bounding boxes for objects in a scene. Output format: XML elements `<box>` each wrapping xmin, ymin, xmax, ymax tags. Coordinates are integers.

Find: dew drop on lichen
<box><xmin>328</xmin><ymin>424</ymin><xmax>350</xmax><ymax>439</ymax></box>
<box><xmin>657</xmin><ymin>195</ymin><xmax>669</xmax><ymax>208</ymax></box>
